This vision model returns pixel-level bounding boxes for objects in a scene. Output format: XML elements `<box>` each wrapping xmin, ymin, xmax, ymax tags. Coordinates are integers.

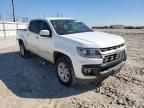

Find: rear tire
<box><xmin>19</xmin><ymin>42</ymin><xmax>30</xmax><ymax>58</ymax></box>
<box><xmin>56</xmin><ymin>56</ymin><xmax>77</xmax><ymax>87</ymax></box>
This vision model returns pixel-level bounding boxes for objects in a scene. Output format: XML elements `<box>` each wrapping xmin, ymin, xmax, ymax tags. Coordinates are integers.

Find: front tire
<box><xmin>19</xmin><ymin>42</ymin><xmax>29</xmax><ymax>58</ymax></box>
<box><xmin>56</xmin><ymin>57</ymin><xmax>77</xmax><ymax>86</ymax></box>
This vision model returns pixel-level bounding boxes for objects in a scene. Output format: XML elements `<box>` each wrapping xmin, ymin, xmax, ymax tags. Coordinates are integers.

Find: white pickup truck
<box><xmin>17</xmin><ymin>17</ymin><xmax>127</xmax><ymax>86</ymax></box>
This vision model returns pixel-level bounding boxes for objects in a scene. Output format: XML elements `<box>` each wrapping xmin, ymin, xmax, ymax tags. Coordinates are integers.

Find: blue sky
<box><xmin>0</xmin><ymin>0</ymin><xmax>144</xmax><ymax>26</ymax></box>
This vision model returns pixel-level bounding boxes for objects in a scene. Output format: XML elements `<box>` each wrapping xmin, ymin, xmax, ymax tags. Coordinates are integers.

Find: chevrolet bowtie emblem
<box><xmin>115</xmin><ymin>49</ymin><xmax>121</xmax><ymax>54</ymax></box>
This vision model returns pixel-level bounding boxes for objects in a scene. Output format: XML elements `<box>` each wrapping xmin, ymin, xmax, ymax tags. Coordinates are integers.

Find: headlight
<box><xmin>77</xmin><ymin>47</ymin><xmax>102</xmax><ymax>58</ymax></box>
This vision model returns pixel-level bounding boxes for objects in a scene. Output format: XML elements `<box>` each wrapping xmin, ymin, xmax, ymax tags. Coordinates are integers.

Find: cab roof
<box><xmin>47</xmin><ymin>17</ymin><xmax>74</xmax><ymax>20</ymax></box>
<box><xmin>29</xmin><ymin>17</ymin><xmax>76</xmax><ymax>23</ymax></box>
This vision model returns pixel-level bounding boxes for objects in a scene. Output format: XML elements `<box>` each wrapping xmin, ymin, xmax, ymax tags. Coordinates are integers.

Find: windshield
<box><xmin>50</xmin><ymin>20</ymin><xmax>93</xmax><ymax>35</ymax></box>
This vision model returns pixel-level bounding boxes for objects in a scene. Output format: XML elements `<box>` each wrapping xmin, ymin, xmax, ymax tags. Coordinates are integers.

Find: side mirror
<box><xmin>40</xmin><ymin>30</ymin><xmax>50</xmax><ymax>37</ymax></box>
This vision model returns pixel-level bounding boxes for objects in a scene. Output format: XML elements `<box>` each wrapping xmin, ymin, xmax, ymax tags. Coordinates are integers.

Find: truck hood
<box><xmin>62</xmin><ymin>31</ymin><xmax>125</xmax><ymax>48</ymax></box>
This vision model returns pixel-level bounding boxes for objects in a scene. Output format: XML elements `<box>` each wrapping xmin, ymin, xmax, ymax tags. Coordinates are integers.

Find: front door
<box><xmin>35</xmin><ymin>20</ymin><xmax>53</xmax><ymax>62</ymax></box>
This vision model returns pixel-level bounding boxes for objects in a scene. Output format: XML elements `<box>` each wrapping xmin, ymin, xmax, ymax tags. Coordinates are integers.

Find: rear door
<box><xmin>27</xmin><ymin>20</ymin><xmax>40</xmax><ymax>53</ymax></box>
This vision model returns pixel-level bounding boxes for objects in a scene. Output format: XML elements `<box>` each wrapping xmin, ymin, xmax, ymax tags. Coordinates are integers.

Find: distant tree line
<box><xmin>124</xmin><ymin>26</ymin><xmax>144</xmax><ymax>29</ymax></box>
<box><xmin>92</xmin><ymin>25</ymin><xmax>144</xmax><ymax>29</ymax></box>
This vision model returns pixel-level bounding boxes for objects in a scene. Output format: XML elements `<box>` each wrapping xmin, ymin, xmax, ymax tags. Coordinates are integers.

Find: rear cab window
<box><xmin>29</xmin><ymin>20</ymin><xmax>39</xmax><ymax>33</ymax></box>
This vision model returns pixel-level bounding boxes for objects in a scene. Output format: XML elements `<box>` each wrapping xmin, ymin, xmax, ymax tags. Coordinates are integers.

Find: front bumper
<box><xmin>99</xmin><ymin>61</ymin><xmax>125</xmax><ymax>75</ymax></box>
<box><xmin>72</xmin><ymin>50</ymin><xmax>127</xmax><ymax>79</ymax></box>
<box><xmin>82</xmin><ymin>52</ymin><xmax>127</xmax><ymax>76</ymax></box>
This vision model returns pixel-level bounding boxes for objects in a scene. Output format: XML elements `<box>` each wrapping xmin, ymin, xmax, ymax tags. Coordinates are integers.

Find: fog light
<box><xmin>82</xmin><ymin>68</ymin><xmax>92</xmax><ymax>75</ymax></box>
<box><xmin>82</xmin><ymin>65</ymin><xmax>101</xmax><ymax>76</ymax></box>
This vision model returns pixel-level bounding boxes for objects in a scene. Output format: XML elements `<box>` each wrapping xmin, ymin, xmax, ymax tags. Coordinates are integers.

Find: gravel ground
<box><xmin>0</xmin><ymin>29</ymin><xmax>144</xmax><ymax>108</ymax></box>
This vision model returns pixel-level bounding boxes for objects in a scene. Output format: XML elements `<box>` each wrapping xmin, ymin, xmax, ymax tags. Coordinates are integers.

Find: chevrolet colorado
<box><xmin>17</xmin><ymin>18</ymin><xmax>127</xmax><ymax>86</ymax></box>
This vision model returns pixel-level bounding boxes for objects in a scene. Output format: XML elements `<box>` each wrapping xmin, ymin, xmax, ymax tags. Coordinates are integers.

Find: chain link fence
<box><xmin>0</xmin><ymin>21</ymin><xmax>27</xmax><ymax>39</ymax></box>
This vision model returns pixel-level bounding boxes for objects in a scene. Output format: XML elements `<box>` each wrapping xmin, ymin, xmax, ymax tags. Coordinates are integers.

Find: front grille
<box><xmin>103</xmin><ymin>50</ymin><xmax>125</xmax><ymax>63</ymax></box>
<box><xmin>100</xmin><ymin>43</ymin><xmax>125</xmax><ymax>52</ymax></box>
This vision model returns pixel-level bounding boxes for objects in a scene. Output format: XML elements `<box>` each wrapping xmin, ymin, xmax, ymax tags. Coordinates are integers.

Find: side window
<box><xmin>39</xmin><ymin>20</ymin><xmax>52</xmax><ymax>36</ymax></box>
<box><xmin>29</xmin><ymin>20</ymin><xmax>39</xmax><ymax>33</ymax></box>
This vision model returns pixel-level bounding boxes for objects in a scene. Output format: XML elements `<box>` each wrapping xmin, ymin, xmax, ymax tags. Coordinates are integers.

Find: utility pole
<box><xmin>57</xmin><ymin>12</ymin><xmax>59</xmax><ymax>17</ymax></box>
<box><xmin>61</xmin><ymin>13</ymin><xmax>63</xmax><ymax>17</ymax></box>
<box><xmin>12</xmin><ymin>0</ymin><xmax>16</xmax><ymax>22</ymax></box>
<box><xmin>0</xmin><ymin>13</ymin><xmax>2</xmax><ymax>21</ymax></box>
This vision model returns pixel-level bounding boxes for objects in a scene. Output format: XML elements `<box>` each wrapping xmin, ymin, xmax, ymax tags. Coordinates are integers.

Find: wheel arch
<box><xmin>53</xmin><ymin>51</ymin><xmax>72</xmax><ymax>64</ymax></box>
<box><xmin>18</xmin><ymin>39</ymin><xmax>23</xmax><ymax>45</ymax></box>
<box><xmin>18</xmin><ymin>38</ymin><xmax>29</xmax><ymax>50</ymax></box>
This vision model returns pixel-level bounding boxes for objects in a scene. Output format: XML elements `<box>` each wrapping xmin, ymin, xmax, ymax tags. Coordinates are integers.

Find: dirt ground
<box><xmin>0</xmin><ymin>29</ymin><xmax>144</xmax><ymax>108</ymax></box>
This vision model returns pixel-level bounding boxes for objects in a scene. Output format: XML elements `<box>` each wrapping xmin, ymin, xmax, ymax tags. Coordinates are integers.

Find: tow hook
<box><xmin>94</xmin><ymin>81</ymin><xmax>102</xmax><ymax>93</ymax></box>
